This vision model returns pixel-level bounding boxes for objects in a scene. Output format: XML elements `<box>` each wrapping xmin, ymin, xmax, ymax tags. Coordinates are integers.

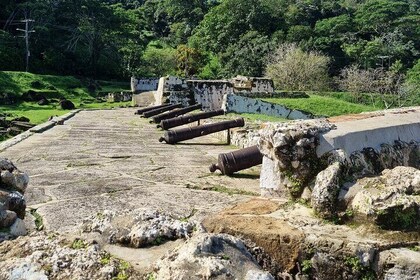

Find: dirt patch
<box><xmin>221</xmin><ymin>198</ymin><xmax>284</xmax><ymax>215</ymax></box>
<box><xmin>327</xmin><ymin>113</ymin><xmax>384</xmax><ymax>123</ymax></box>
<box><xmin>203</xmin><ymin>214</ymin><xmax>304</xmax><ymax>271</ymax></box>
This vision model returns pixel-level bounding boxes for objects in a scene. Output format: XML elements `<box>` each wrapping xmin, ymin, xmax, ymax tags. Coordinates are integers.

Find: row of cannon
<box><xmin>135</xmin><ymin>103</ymin><xmax>263</xmax><ymax>175</ymax></box>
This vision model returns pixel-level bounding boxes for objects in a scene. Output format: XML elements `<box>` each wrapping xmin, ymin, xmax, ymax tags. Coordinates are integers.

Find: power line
<box><xmin>16</xmin><ymin>19</ymin><xmax>35</xmax><ymax>72</ymax></box>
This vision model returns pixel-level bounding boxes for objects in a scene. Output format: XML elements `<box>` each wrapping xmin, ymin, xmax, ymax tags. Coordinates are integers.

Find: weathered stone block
<box><xmin>349</xmin><ymin>166</ymin><xmax>420</xmax><ymax>231</ymax></box>
<box><xmin>260</xmin><ymin>156</ymin><xmax>286</xmax><ymax>198</ymax></box>
<box><xmin>311</xmin><ymin>162</ymin><xmax>342</xmax><ymax>218</ymax></box>
<box><xmin>0</xmin><ymin>169</ymin><xmax>29</xmax><ymax>193</ymax></box>
<box><xmin>0</xmin><ymin>210</ymin><xmax>17</xmax><ymax>228</ymax></box>
<box><xmin>377</xmin><ymin>248</ymin><xmax>420</xmax><ymax>279</ymax></box>
<box><xmin>0</xmin><ymin>157</ymin><xmax>28</xmax><ymax>234</ymax></box>
<box><xmin>258</xmin><ymin>120</ymin><xmax>333</xmax><ymax>198</ymax></box>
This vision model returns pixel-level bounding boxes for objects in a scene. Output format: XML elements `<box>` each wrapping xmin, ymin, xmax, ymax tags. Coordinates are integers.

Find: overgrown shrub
<box><xmin>265</xmin><ymin>43</ymin><xmax>331</xmax><ymax>91</ymax></box>
<box><xmin>337</xmin><ymin>63</ymin><xmax>418</xmax><ymax>108</ymax></box>
<box><xmin>403</xmin><ymin>59</ymin><xmax>420</xmax><ymax>94</ymax></box>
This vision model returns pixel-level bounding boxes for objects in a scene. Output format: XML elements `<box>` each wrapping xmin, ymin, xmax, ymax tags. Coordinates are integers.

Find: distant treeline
<box><xmin>0</xmin><ymin>0</ymin><xmax>419</xmax><ymax>81</ymax></box>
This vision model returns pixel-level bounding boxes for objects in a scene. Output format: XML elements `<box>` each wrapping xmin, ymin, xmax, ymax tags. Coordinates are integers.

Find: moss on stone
<box><xmin>376</xmin><ymin>205</ymin><xmax>419</xmax><ymax>231</ymax></box>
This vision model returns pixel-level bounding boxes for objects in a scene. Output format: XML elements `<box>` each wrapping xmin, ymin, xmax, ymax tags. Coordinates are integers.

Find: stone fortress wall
<box><xmin>132</xmin><ymin>75</ymin><xmax>313</xmax><ymax>120</ymax></box>
<box><xmin>130</xmin><ymin>77</ymin><xmax>159</xmax><ymax>93</ymax></box>
<box><xmin>222</xmin><ymin>107</ymin><xmax>420</xmax><ymax>232</ymax></box>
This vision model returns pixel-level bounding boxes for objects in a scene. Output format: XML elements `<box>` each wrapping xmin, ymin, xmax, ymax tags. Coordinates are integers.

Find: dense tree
<box><xmin>404</xmin><ymin>59</ymin><xmax>420</xmax><ymax>93</ymax></box>
<box><xmin>189</xmin><ymin>0</ymin><xmax>280</xmax><ymax>53</ymax></box>
<box><xmin>0</xmin><ymin>31</ymin><xmax>23</xmax><ymax>71</ymax></box>
<box><xmin>137</xmin><ymin>41</ymin><xmax>177</xmax><ymax>77</ymax></box>
<box><xmin>175</xmin><ymin>44</ymin><xmax>205</xmax><ymax>77</ymax></box>
<box><xmin>198</xmin><ymin>53</ymin><xmax>222</xmax><ymax>79</ymax></box>
<box><xmin>355</xmin><ymin>0</ymin><xmax>409</xmax><ymax>34</ymax></box>
<box><xmin>0</xmin><ymin>0</ymin><xmax>418</xmax><ymax>84</ymax></box>
<box><xmin>221</xmin><ymin>31</ymin><xmax>274</xmax><ymax>77</ymax></box>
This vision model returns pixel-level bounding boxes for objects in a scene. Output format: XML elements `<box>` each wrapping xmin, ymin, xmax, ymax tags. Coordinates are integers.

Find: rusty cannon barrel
<box><xmin>209</xmin><ymin>145</ymin><xmax>263</xmax><ymax>175</ymax></box>
<box><xmin>151</xmin><ymin>104</ymin><xmax>202</xmax><ymax>124</ymax></box>
<box><xmin>159</xmin><ymin>118</ymin><xmax>244</xmax><ymax>144</ymax></box>
<box><xmin>135</xmin><ymin>104</ymin><xmax>170</xmax><ymax>115</ymax></box>
<box><xmin>142</xmin><ymin>103</ymin><xmax>182</xmax><ymax>118</ymax></box>
<box><xmin>159</xmin><ymin>109</ymin><xmax>225</xmax><ymax>130</ymax></box>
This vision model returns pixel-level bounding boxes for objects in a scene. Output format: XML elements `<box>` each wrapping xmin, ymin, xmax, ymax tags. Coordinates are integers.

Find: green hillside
<box><xmin>0</xmin><ymin>71</ymin><xmax>130</xmax><ymax>125</ymax></box>
<box><xmin>0</xmin><ymin>71</ymin><xmax>129</xmax><ymax>100</ymax></box>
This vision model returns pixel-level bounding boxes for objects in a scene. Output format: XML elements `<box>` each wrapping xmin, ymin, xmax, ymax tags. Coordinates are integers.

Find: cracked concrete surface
<box><xmin>0</xmin><ymin>109</ymin><xmax>260</xmax><ymax>234</ymax></box>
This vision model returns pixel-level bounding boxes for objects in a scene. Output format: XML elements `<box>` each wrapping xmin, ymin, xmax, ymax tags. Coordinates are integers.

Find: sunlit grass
<box><xmin>0</xmin><ymin>71</ymin><xmax>131</xmax><ymax>125</ymax></box>
<box><xmin>1</xmin><ymin>101</ymin><xmax>132</xmax><ymax>124</ymax></box>
<box><xmin>0</xmin><ymin>103</ymin><xmax>70</xmax><ymax>124</ymax></box>
<box><xmin>262</xmin><ymin>94</ymin><xmax>377</xmax><ymax>117</ymax></box>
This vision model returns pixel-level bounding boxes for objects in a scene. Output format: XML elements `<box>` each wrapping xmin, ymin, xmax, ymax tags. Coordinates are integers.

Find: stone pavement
<box><xmin>0</xmin><ymin>108</ymin><xmax>260</xmax><ymax>234</ymax></box>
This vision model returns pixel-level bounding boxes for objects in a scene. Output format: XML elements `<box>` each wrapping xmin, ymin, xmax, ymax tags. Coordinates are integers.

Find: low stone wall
<box><xmin>231</xmin><ymin>76</ymin><xmax>274</xmax><ymax>93</ymax></box>
<box><xmin>132</xmin><ymin>91</ymin><xmax>155</xmax><ymax>106</ymax></box>
<box><xmin>198</xmin><ymin>117</ymin><xmax>262</xmax><ymax>148</ymax></box>
<box><xmin>0</xmin><ymin>158</ymin><xmax>28</xmax><ymax>241</ymax></box>
<box><xmin>166</xmin><ymin>91</ymin><xmax>196</xmax><ymax>107</ymax></box>
<box><xmin>154</xmin><ymin>76</ymin><xmax>190</xmax><ymax>106</ymax></box>
<box><xmin>130</xmin><ymin>77</ymin><xmax>159</xmax><ymax>93</ymax></box>
<box><xmin>211</xmin><ymin>127</ymin><xmax>261</xmax><ymax>148</ymax></box>
<box><xmin>222</xmin><ymin>94</ymin><xmax>313</xmax><ymax>120</ymax></box>
<box><xmin>1</xmin><ymin>110</ymin><xmax>81</xmax><ymax>152</ymax></box>
<box><xmin>257</xmin><ymin>107</ymin><xmax>420</xmax><ymax>226</ymax></box>
<box><xmin>188</xmin><ymin>80</ymin><xmax>232</xmax><ymax>111</ymax></box>
<box><xmin>107</xmin><ymin>92</ymin><xmax>132</xmax><ymax>102</ymax></box>
<box><xmin>317</xmin><ymin>108</ymin><xmax>420</xmax><ymax>156</ymax></box>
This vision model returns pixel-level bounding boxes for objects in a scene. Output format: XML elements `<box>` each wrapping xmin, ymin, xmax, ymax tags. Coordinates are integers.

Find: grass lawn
<box><xmin>0</xmin><ymin>103</ymin><xmax>71</xmax><ymax>124</ymax></box>
<box><xmin>262</xmin><ymin>94</ymin><xmax>378</xmax><ymax>117</ymax></box>
<box><xmin>316</xmin><ymin>91</ymin><xmax>420</xmax><ymax>109</ymax></box>
<box><xmin>1</xmin><ymin>101</ymin><xmax>132</xmax><ymax>124</ymax></box>
<box><xmin>0</xmin><ymin>71</ymin><xmax>131</xmax><ymax>125</ymax></box>
<box><xmin>0</xmin><ymin>71</ymin><xmax>129</xmax><ymax>99</ymax></box>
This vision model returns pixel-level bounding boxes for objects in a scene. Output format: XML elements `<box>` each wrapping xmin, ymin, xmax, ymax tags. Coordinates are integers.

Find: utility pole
<box><xmin>16</xmin><ymin>18</ymin><xmax>35</xmax><ymax>72</ymax></box>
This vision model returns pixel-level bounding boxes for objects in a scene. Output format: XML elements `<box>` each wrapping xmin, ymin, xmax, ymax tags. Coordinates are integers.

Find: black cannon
<box><xmin>135</xmin><ymin>104</ymin><xmax>170</xmax><ymax>115</ymax></box>
<box><xmin>151</xmin><ymin>104</ymin><xmax>202</xmax><ymax>124</ymax></box>
<box><xmin>158</xmin><ymin>109</ymin><xmax>225</xmax><ymax>130</ymax></box>
<box><xmin>209</xmin><ymin>145</ymin><xmax>263</xmax><ymax>175</ymax></box>
<box><xmin>142</xmin><ymin>103</ymin><xmax>183</xmax><ymax>118</ymax></box>
<box><xmin>159</xmin><ymin>118</ymin><xmax>244</xmax><ymax>144</ymax></box>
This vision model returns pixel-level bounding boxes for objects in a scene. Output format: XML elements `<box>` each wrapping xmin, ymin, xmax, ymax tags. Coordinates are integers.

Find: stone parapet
<box><xmin>258</xmin><ymin>107</ymin><xmax>420</xmax><ymax>220</ymax></box>
<box><xmin>222</xmin><ymin>93</ymin><xmax>313</xmax><ymax>120</ymax></box>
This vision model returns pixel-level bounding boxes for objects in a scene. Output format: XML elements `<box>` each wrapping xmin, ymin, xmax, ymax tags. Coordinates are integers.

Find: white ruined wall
<box><xmin>107</xmin><ymin>92</ymin><xmax>133</xmax><ymax>102</ymax></box>
<box><xmin>153</xmin><ymin>76</ymin><xmax>277</xmax><ymax>112</ymax></box>
<box><xmin>154</xmin><ymin>76</ymin><xmax>190</xmax><ymax>105</ymax></box>
<box><xmin>188</xmin><ymin>80</ymin><xmax>232</xmax><ymax>111</ymax></box>
<box><xmin>231</xmin><ymin>76</ymin><xmax>274</xmax><ymax>93</ymax></box>
<box><xmin>168</xmin><ymin>91</ymin><xmax>195</xmax><ymax>107</ymax></box>
<box><xmin>222</xmin><ymin>94</ymin><xmax>312</xmax><ymax>120</ymax></box>
<box><xmin>164</xmin><ymin>76</ymin><xmax>192</xmax><ymax>106</ymax></box>
<box><xmin>163</xmin><ymin>76</ymin><xmax>187</xmax><ymax>91</ymax></box>
<box><xmin>132</xmin><ymin>92</ymin><xmax>155</xmax><ymax>106</ymax></box>
<box><xmin>250</xmin><ymin>78</ymin><xmax>274</xmax><ymax>92</ymax></box>
<box><xmin>154</xmin><ymin>77</ymin><xmax>167</xmax><ymax>105</ymax></box>
<box><xmin>131</xmin><ymin>77</ymin><xmax>159</xmax><ymax>93</ymax></box>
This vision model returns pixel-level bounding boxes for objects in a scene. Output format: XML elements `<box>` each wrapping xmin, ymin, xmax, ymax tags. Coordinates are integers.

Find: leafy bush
<box><xmin>404</xmin><ymin>59</ymin><xmax>420</xmax><ymax>93</ymax></box>
<box><xmin>338</xmin><ymin>64</ymin><xmax>404</xmax><ymax>95</ymax></box>
<box><xmin>265</xmin><ymin>43</ymin><xmax>331</xmax><ymax>91</ymax></box>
